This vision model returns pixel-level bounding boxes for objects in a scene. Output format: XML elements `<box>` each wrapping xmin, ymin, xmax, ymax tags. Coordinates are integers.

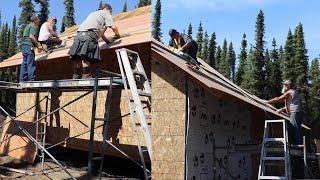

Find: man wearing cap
<box><xmin>19</xmin><ymin>16</ymin><xmax>42</xmax><ymax>82</ymax></box>
<box><xmin>68</xmin><ymin>3</ymin><xmax>120</xmax><ymax>79</ymax></box>
<box><xmin>168</xmin><ymin>29</ymin><xmax>199</xmax><ymax>62</ymax></box>
<box><xmin>265</xmin><ymin>80</ymin><xmax>303</xmax><ymax>145</ymax></box>
<box><xmin>38</xmin><ymin>17</ymin><xmax>63</xmax><ymax>50</ymax></box>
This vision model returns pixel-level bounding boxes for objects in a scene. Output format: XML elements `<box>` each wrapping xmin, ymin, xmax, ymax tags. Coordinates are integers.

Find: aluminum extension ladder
<box><xmin>116</xmin><ymin>48</ymin><xmax>152</xmax><ymax>179</ymax></box>
<box><xmin>258</xmin><ymin>119</ymin><xmax>291</xmax><ymax>180</ymax></box>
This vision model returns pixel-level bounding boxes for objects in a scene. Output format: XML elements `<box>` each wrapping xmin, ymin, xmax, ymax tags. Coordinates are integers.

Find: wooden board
<box><xmin>0</xmin><ymin>118</ymin><xmax>37</xmax><ymax>163</ymax></box>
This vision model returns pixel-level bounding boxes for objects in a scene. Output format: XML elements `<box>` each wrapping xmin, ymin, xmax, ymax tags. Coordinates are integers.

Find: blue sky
<box><xmin>0</xmin><ymin>0</ymin><xmax>138</xmax><ymax>32</ymax></box>
<box><xmin>154</xmin><ymin>0</ymin><xmax>320</xmax><ymax>62</ymax></box>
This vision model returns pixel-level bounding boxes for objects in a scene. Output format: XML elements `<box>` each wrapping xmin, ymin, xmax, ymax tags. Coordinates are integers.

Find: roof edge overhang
<box><xmin>151</xmin><ymin>39</ymin><xmax>290</xmax><ymax>121</ymax></box>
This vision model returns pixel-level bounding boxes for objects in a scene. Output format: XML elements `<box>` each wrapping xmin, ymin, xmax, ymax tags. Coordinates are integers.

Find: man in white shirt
<box><xmin>265</xmin><ymin>80</ymin><xmax>303</xmax><ymax>145</ymax></box>
<box><xmin>38</xmin><ymin>17</ymin><xmax>62</xmax><ymax>50</ymax></box>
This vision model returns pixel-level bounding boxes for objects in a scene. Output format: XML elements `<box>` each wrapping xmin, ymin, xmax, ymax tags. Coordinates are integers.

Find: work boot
<box><xmin>82</xmin><ymin>67</ymin><xmax>92</xmax><ymax>79</ymax></box>
<box><xmin>72</xmin><ymin>67</ymin><xmax>81</xmax><ymax>79</ymax></box>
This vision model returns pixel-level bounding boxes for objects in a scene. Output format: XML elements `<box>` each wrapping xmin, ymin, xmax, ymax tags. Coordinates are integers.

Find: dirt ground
<box><xmin>0</xmin><ymin>147</ymin><xmax>145</xmax><ymax>179</ymax></box>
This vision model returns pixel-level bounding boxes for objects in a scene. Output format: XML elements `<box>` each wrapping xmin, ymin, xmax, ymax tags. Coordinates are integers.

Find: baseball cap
<box><xmin>169</xmin><ymin>29</ymin><xmax>177</xmax><ymax>37</ymax></box>
<box><xmin>30</xmin><ymin>16</ymin><xmax>40</xmax><ymax>21</ymax></box>
<box><xmin>99</xmin><ymin>3</ymin><xmax>112</xmax><ymax>11</ymax></box>
<box><xmin>283</xmin><ymin>80</ymin><xmax>292</xmax><ymax>85</ymax></box>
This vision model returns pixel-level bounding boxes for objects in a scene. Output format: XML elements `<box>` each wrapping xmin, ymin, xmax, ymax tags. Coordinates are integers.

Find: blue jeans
<box><xmin>20</xmin><ymin>45</ymin><xmax>36</xmax><ymax>81</ymax></box>
<box><xmin>289</xmin><ymin>111</ymin><xmax>303</xmax><ymax>145</ymax></box>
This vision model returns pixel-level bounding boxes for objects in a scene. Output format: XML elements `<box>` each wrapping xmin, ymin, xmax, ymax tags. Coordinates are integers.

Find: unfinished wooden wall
<box><xmin>186</xmin><ymin>80</ymin><xmax>253</xmax><ymax>179</ymax></box>
<box><xmin>14</xmin><ymin>89</ymin><xmax>150</xmax><ymax>160</ymax></box>
<box><xmin>151</xmin><ymin>59</ymin><xmax>187</xmax><ymax>179</ymax></box>
<box><xmin>35</xmin><ymin>43</ymin><xmax>151</xmax><ymax>80</ymax></box>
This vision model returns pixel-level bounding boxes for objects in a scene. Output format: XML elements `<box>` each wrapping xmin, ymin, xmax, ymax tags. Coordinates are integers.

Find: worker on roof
<box><xmin>68</xmin><ymin>3</ymin><xmax>120</xmax><ymax>79</ymax></box>
<box><xmin>19</xmin><ymin>16</ymin><xmax>42</xmax><ymax>82</ymax></box>
<box><xmin>168</xmin><ymin>29</ymin><xmax>199</xmax><ymax>62</ymax></box>
<box><xmin>38</xmin><ymin>16</ymin><xmax>65</xmax><ymax>51</ymax></box>
<box><xmin>265</xmin><ymin>80</ymin><xmax>303</xmax><ymax>145</ymax></box>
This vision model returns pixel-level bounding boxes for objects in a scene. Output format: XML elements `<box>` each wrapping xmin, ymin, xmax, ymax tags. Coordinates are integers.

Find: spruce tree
<box><xmin>196</xmin><ymin>21</ymin><xmax>203</xmax><ymax>56</ymax></box>
<box><xmin>0</xmin><ymin>23</ymin><xmax>9</xmax><ymax>60</ymax></box>
<box><xmin>252</xmin><ymin>9</ymin><xmax>265</xmax><ymax>97</ymax></box>
<box><xmin>60</xmin><ymin>16</ymin><xmax>66</xmax><ymax>33</ymax></box>
<box><xmin>310</xmin><ymin>58</ymin><xmax>320</xmax><ymax>121</ymax></box>
<box><xmin>18</xmin><ymin>0</ymin><xmax>35</xmax><ymax>43</ymax></box>
<box><xmin>215</xmin><ymin>45</ymin><xmax>222</xmax><ymax>70</ymax></box>
<box><xmin>187</xmin><ymin>23</ymin><xmax>192</xmax><ymax>38</ymax></box>
<box><xmin>99</xmin><ymin>0</ymin><xmax>103</xmax><ymax>9</ymax></box>
<box><xmin>235</xmin><ymin>33</ymin><xmax>247</xmax><ymax>85</ymax></box>
<box><xmin>63</xmin><ymin>0</ymin><xmax>75</xmax><ymax>29</ymax></box>
<box><xmin>34</xmin><ymin>0</ymin><xmax>49</xmax><ymax>26</ymax></box>
<box><xmin>202</xmin><ymin>31</ymin><xmax>209</xmax><ymax>62</ymax></box>
<box><xmin>294</xmin><ymin>23</ymin><xmax>309</xmax><ymax>113</ymax></box>
<box><xmin>219</xmin><ymin>39</ymin><xmax>230</xmax><ymax>78</ymax></box>
<box><xmin>293</xmin><ymin>23</ymin><xmax>308</xmax><ymax>91</ymax></box>
<box><xmin>283</xmin><ymin>29</ymin><xmax>295</xmax><ymax>81</ymax></box>
<box><xmin>122</xmin><ymin>2</ymin><xmax>128</xmax><ymax>12</ymax></box>
<box><xmin>208</xmin><ymin>32</ymin><xmax>216</xmax><ymax>68</ymax></box>
<box><xmin>152</xmin><ymin>0</ymin><xmax>162</xmax><ymax>41</ymax></box>
<box><xmin>0</xmin><ymin>10</ymin><xmax>2</xmax><ymax>30</ymax></box>
<box><xmin>241</xmin><ymin>46</ymin><xmax>257</xmax><ymax>92</ymax></box>
<box><xmin>8</xmin><ymin>16</ymin><xmax>18</xmax><ymax>57</ymax></box>
<box><xmin>138</xmin><ymin>0</ymin><xmax>151</xmax><ymax>7</ymax></box>
<box><xmin>270</xmin><ymin>38</ymin><xmax>282</xmax><ymax>97</ymax></box>
<box><xmin>264</xmin><ymin>49</ymin><xmax>272</xmax><ymax>99</ymax></box>
<box><xmin>228</xmin><ymin>42</ymin><xmax>236</xmax><ymax>81</ymax></box>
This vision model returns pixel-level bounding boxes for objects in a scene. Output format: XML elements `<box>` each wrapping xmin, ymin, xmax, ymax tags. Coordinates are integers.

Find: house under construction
<box><xmin>0</xmin><ymin>5</ymin><xmax>308</xmax><ymax>180</ymax></box>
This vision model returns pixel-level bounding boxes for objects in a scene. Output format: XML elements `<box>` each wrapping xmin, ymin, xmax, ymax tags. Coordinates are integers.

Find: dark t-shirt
<box><xmin>22</xmin><ymin>23</ymin><xmax>37</xmax><ymax>46</ymax></box>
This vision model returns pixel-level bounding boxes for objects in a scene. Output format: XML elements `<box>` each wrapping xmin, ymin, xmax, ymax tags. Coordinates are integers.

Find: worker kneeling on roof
<box><xmin>38</xmin><ymin>16</ymin><xmax>64</xmax><ymax>51</ymax></box>
<box><xmin>265</xmin><ymin>80</ymin><xmax>303</xmax><ymax>145</ymax></box>
<box><xmin>68</xmin><ymin>3</ymin><xmax>120</xmax><ymax>79</ymax></box>
<box><xmin>168</xmin><ymin>29</ymin><xmax>199</xmax><ymax>63</ymax></box>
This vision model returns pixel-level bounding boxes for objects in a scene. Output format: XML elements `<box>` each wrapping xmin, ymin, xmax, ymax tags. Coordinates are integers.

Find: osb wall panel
<box><xmin>151</xmin><ymin>59</ymin><xmax>187</xmax><ymax>179</ymax></box>
<box><xmin>186</xmin><ymin>80</ymin><xmax>253</xmax><ymax>180</ymax></box>
<box><xmin>35</xmin><ymin>43</ymin><xmax>151</xmax><ymax>81</ymax></box>
<box><xmin>15</xmin><ymin>89</ymin><xmax>150</xmax><ymax>160</ymax></box>
<box><xmin>0</xmin><ymin>119</ymin><xmax>38</xmax><ymax>163</ymax></box>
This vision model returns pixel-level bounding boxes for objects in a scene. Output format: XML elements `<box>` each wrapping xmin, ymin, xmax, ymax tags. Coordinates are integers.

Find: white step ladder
<box><xmin>116</xmin><ymin>48</ymin><xmax>152</xmax><ymax>179</ymax></box>
<box><xmin>258</xmin><ymin>119</ymin><xmax>291</xmax><ymax>180</ymax></box>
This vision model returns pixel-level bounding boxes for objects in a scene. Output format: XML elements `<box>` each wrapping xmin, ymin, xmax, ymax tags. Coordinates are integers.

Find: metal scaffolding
<box><xmin>0</xmin><ymin>69</ymin><xmax>151</xmax><ymax>178</ymax></box>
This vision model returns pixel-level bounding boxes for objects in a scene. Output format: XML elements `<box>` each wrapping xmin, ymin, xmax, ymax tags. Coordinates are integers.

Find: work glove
<box><xmin>37</xmin><ymin>43</ymin><xmax>42</xmax><ymax>49</ymax></box>
<box><xmin>169</xmin><ymin>47</ymin><xmax>175</xmax><ymax>52</ymax></box>
<box><xmin>113</xmin><ymin>34</ymin><xmax>121</xmax><ymax>40</ymax></box>
<box><xmin>178</xmin><ymin>47</ymin><xmax>184</xmax><ymax>52</ymax></box>
<box><xmin>104</xmin><ymin>39</ymin><xmax>112</xmax><ymax>44</ymax></box>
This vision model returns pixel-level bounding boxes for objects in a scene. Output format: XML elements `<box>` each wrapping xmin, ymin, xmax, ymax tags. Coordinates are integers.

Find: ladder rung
<box><xmin>258</xmin><ymin>176</ymin><xmax>286</xmax><ymax>180</ymax></box>
<box><xmin>135</xmin><ymin>122</ymin><xmax>151</xmax><ymax>127</ymax></box>
<box><xmin>92</xmin><ymin>157</ymin><xmax>104</xmax><ymax>161</ymax></box>
<box><xmin>95</xmin><ymin>117</ymin><xmax>107</xmax><ymax>121</ymax></box>
<box><xmin>265</xmin><ymin>120</ymin><xmax>286</xmax><ymax>123</ymax></box>
<box><xmin>262</xmin><ymin>157</ymin><xmax>285</xmax><ymax>161</ymax></box>
<box><xmin>290</xmin><ymin>144</ymin><xmax>304</xmax><ymax>148</ymax></box>
<box><xmin>141</xmin><ymin>147</ymin><xmax>148</xmax><ymax>153</ymax></box>
<box><xmin>138</xmin><ymin>91</ymin><xmax>151</xmax><ymax>97</ymax></box>
<box><xmin>264</xmin><ymin>138</ymin><xmax>285</xmax><ymax>142</ymax></box>
<box><xmin>132</xmin><ymin>70</ymin><xmax>147</xmax><ymax>77</ymax></box>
